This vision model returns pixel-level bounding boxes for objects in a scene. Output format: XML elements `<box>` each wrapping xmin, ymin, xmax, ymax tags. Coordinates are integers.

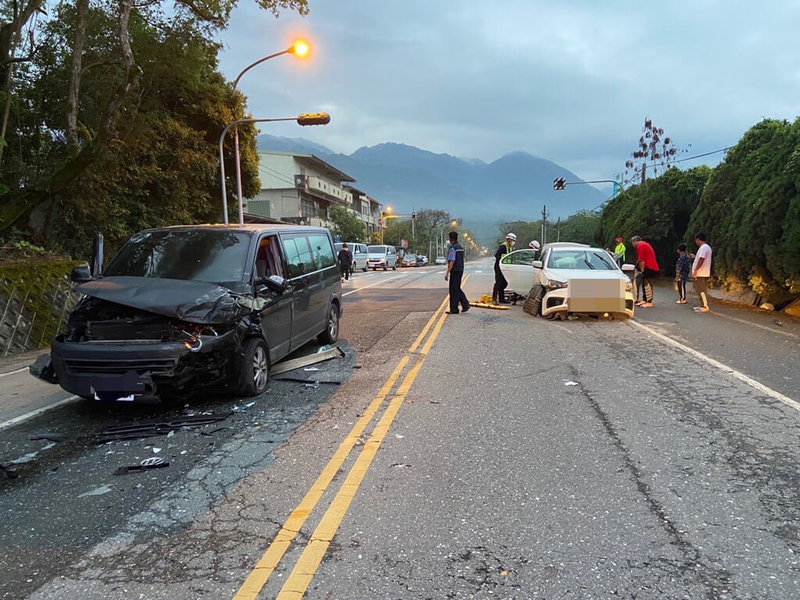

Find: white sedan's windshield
<box><xmin>547</xmin><ymin>249</ymin><xmax>618</xmax><ymax>271</ymax></box>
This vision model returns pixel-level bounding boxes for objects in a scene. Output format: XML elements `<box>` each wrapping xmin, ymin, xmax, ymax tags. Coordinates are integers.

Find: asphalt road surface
<box><xmin>1</xmin><ymin>258</ymin><xmax>798</xmax><ymax>599</ymax></box>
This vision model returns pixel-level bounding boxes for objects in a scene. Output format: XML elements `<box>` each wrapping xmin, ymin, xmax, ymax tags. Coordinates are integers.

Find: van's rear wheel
<box><xmin>317</xmin><ymin>303</ymin><xmax>340</xmax><ymax>344</ymax></box>
<box><xmin>239</xmin><ymin>338</ymin><xmax>269</xmax><ymax>397</ymax></box>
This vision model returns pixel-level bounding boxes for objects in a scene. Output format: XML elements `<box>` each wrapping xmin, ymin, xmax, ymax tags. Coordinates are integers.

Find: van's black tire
<box><xmin>239</xmin><ymin>337</ymin><xmax>269</xmax><ymax>397</ymax></box>
<box><xmin>317</xmin><ymin>303</ymin><xmax>340</xmax><ymax>344</ymax></box>
<box><xmin>522</xmin><ymin>284</ymin><xmax>544</xmax><ymax>316</ymax></box>
<box><xmin>362</xmin><ymin>266</ymin><xmax>368</xmax><ymax>272</ymax></box>
<box><xmin>383</xmin><ymin>265</ymin><xmax>387</xmax><ymax>271</ymax></box>
<box><xmin>392</xmin><ymin>265</ymin><xmax>397</xmax><ymax>270</ymax></box>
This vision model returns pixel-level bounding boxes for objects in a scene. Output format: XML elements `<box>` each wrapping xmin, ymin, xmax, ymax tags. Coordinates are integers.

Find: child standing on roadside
<box><xmin>675</xmin><ymin>244</ymin><xmax>691</xmax><ymax>304</ymax></box>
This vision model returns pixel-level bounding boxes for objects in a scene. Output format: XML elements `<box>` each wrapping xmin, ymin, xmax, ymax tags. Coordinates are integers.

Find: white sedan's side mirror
<box><xmin>621</xmin><ymin>263</ymin><xmax>635</xmax><ymax>273</ymax></box>
<box><xmin>532</xmin><ymin>260</ymin><xmax>543</xmax><ymax>269</ymax></box>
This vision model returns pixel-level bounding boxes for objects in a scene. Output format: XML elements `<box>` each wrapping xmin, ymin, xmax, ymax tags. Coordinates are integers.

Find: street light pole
<box><xmin>219</xmin><ymin>113</ymin><xmax>329</xmax><ymax>224</ymax></box>
<box><xmin>229</xmin><ymin>42</ymin><xmax>309</xmax><ymax>224</ymax></box>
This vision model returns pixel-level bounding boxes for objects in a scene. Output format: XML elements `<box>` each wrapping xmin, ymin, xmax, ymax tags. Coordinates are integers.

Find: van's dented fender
<box><xmin>75</xmin><ymin>276</ymin><xmax>248</xmax><ymax>324</ymax></box>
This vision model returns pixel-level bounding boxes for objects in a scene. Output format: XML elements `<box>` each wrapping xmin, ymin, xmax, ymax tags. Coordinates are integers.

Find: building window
<box><xmin>301</xmin><ymin>198</ymin><xmax>317</xmax><ymax>219</ymax></box>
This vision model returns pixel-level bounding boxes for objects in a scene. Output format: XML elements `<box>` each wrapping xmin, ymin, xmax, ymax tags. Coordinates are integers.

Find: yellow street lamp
<box><xmin>380</xmin><ymin>206</ymin><xmax>393</xmax><ymax>244</ymax></box>
<box><xmin>227</xmin><ymin>40</ymin><xmax>311</xmax><ymax>225</ymax></box>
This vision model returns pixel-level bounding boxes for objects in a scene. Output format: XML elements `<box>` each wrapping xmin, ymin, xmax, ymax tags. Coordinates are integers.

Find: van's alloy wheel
<box><xmin>240</xmin><ymin>338</ymin><xmax>269</xmax><ymax>396</ymax></box>
<box><xmin>317</xmin><ymin>304</ymin><xmax>340</xmax><ymax>344</ymax></box>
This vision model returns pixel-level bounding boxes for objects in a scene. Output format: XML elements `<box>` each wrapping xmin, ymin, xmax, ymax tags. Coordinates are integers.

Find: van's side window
<box><xmin>308</xmin><ymin>233</ymin><xmax>336</xmax><ymax>270</ymax></box>
<box><xmin>283</xmin><ymin>235</ymin><xmax>313</xmax><ymax>277</ymax></box>
<box><xmin>255</xmin><ymin>235</ymin><xmax>284</xmax><ymax>279</ymax></box>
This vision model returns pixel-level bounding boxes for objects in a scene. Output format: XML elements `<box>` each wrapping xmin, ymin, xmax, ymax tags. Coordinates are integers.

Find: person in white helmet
<box><xmin>493</xmin><ymin>232</ymin><xmax>516</xmax><ymax>303</ymax></box>
<box><xmin>529</xmin><ymin>240</ymin><xmax>541</xmax><ymax>257</ymax></box>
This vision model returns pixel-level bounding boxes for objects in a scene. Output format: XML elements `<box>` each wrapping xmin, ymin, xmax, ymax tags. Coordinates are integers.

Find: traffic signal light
<box><xmin>553</xmin><ymin>177</ymin><xmax>567</xmax><ymax>191</ymax></box>
<box><xmin>296</xmin><ymin>112</ymin><xmax>331</xmax><ymax>126</ymax></box>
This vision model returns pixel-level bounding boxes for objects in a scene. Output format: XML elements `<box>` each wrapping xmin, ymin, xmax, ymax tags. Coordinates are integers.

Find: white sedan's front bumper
<box><xmin>541</xmin><ymin>278</ymin><xmax>635</xmax><ymax>318</ymax></box>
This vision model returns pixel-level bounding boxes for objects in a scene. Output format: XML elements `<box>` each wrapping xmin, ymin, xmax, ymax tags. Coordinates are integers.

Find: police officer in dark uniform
<box><xmin>444</xmin><ymin>230</ymin><xmax>470</xmax><ymax>314</ymax></box>
<box><xmin>493</xmin><ymin>232</ymin><xmax>516</xmax><ymax>303</ymax></box>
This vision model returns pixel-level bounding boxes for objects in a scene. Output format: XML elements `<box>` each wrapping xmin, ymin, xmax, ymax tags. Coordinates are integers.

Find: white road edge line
<box><xmin>0</xmin><ymin>367</ymin><xmax>27</xmax><ymax>378</ymax></box>
<box><xmin>629</xmin><ymin>320</ymin><xmax>800</xmax><ymax>413</ymax></box>
<box><xmin>0</xmin><ymin>395</ymin><xmax>81</xmax><ymax>431</ymax></box>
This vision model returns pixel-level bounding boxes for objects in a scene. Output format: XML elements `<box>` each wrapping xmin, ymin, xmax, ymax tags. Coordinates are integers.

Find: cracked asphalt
<box><xmin>2</xmin><ymin>262</ymin><xmax>799</xmax><ymax>599</ymax></box>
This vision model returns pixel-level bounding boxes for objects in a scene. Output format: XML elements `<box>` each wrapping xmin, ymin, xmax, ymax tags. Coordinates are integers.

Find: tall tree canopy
<box><xmin>0</xmin><ymin>0</ymin><xmax>308</xmax><ymax>257</ymax></box>
<box><xmin>688</xmin><ymin>118</ymin><xmax>800</xmax><ymax>299</ymax></box>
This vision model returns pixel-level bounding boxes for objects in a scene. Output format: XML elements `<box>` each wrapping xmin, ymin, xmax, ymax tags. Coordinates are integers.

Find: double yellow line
<box><xmin>234</xmin><ymin>291</ymin><xmax>456</xmax><ymax>599</ymax></box>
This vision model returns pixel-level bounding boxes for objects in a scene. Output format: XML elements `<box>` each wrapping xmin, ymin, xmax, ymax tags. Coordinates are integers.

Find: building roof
<box><xmin>258</xmin><ymin>150</ymin><xmax>355</xmax><ymax>183</ymax></box>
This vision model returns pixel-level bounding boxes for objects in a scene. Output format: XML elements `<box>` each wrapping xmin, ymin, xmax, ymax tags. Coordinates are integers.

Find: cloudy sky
<box><xmin>216</xmin><ymin>1</ymin><xmax>800</xmax><ymax>191</ymax></box>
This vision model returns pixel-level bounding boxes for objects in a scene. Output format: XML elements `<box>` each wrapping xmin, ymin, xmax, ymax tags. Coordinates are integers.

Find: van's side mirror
<box><xmin>532</xmin><ymin>260</ymin><xmax>543</xmax><ymax>269</ymax></box>
<box><xmin>257</xmin><ymin>274</ymin><xmax>288</xmax><ymax>292</ymax></box>
<box><xmin>71</xmin><ymin>265</ymin><xmax>93</xmax><ymax>283</ymax></box>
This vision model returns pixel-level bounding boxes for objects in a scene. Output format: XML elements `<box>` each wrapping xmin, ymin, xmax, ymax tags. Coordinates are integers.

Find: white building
<box><xmin>246</xmin><ymin>152</ymin><xmax>381</xmax><ymax>237</ymax></box>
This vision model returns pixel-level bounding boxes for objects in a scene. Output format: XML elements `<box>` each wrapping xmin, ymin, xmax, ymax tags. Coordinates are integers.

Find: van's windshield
<box><xmin>104</xmin><ymin>229</ymin><xmax>251</xmax><ymax>284</ymax></box>
<box><xmin>367</xmin><ymin>245</ymin><xmax>388</xmax><ymax>254</ymax></box>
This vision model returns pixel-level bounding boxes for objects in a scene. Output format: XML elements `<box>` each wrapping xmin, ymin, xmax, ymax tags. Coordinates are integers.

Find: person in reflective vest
<box><xmin>613</xmin><ymin>237</ymin><xmax>626</xmax><ymax>267</ymax></box>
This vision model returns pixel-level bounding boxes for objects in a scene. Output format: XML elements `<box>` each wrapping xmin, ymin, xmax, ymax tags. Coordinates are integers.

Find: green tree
<box><xmin>0</xmin><ymin>0</ymin><xmax>309</xmax><ymax>247</ymax></box>
<box><xmin>598</xmin><ymin>166</ymin><xmax>710</xmax><ymax>273</ymax></box>
<box><xmin>688</xmin><ymin>118</ymin><xmax>800</xmax><ymax>299</ymax></box>
<box><xmin>328</xmin><ymin>205</ymin><xmax>365</xmax><ymax>242</ymax></box>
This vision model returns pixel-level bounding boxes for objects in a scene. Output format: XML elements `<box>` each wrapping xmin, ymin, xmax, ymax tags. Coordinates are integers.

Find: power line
<box><xmin>671</xmin><ymin>146</ymin><xmax>734</xmax><ymax>164</ymax></box>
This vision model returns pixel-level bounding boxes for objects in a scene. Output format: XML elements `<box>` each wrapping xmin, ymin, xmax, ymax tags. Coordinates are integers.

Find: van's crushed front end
<box><xmin>50</xmin><ymin>277</ymin><xmax>254</xmax><ymax>402</ymax></box>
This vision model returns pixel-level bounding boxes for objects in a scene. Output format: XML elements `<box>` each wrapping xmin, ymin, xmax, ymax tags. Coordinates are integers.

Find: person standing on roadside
<box><xmin>445</xmin><ymin>231</ymin><xmax>470</xmax><ymax>314</ymax></box>
<box><xmin>675</xmin><ymin>243</ymin><xmax>691</xmax><ymax>304</ymax></box>
<box><xmin>337</xmin><ymin>243</ymin><xmax>353</xmax><ymax>282</ymax></box>
<box><xmin>493</xmin><ymin>232</ymin><xmax>516</xmax><ymax>304</ymax></box>
<box><xmin>631</xmin><ymin>236</ymin><xmax>659</xmax><ymax>307</ymax></box>
<box><xmin>613</xmin><ymin>236</ymin><xmax>626</xmax><ymax>267</ymax></box>
<box><xmin>692</xmin><ymin>232</ymin><xmax>713</xmax><ymax>312</ymax></box>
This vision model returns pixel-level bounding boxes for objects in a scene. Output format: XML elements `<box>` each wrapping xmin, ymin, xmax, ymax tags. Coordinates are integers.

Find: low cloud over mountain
<box><xmin>257</xmin><ymin>135</ymin><xmax>607</xmax><ymax>227</ymax></box>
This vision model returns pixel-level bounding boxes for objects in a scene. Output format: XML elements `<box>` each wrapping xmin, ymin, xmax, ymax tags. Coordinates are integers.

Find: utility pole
<box><xmin>541</xmin><ymin>205</ymin><xmax>549</xmax><ymax>246</ymax></box>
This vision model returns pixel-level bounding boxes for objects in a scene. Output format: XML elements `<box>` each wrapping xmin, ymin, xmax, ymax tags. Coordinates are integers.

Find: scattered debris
<box><xmin>114</xmin><ymin>457</ymin><xmax>169</xmax><ymax>476</ymax></box>
<box><xmin>467</xmin><ymin>301</ymin><xmax>510</xmax><ymax>310</ymax></box>
<box><xmin>390</xmin><ymin>463</ymin><xmax>412</xmax><ymax>469</ymax></box>
<box><xmin>29</xmin><ymin>354</ymin><xmax>58</xmax><ymax>383</ymax></box>
<box><xmin>28</xmin><ymin>432</ymin><xmax>69</xmax><ymax>442</ymax></box>
<box><xmin>78</xmin><ymin>484</ymin><xmax>113</xmax><ymax>497</ymax></box>
<box><xmin>200</xmin><ymin>427</ymin><xmax>227</xmax><ymax>436</ymax></box>
<box><xmin>564</xmin><ymin>381</ymin><xmax>579</xmax><ymax>386</ymax></box>
<box><xmin>303</xmin><ymin>367</ymin><xmax>320</xmax><ymax>371</ymax></box>
<box><xmin>97</xmin><ymin>412</ymin><xmax>232</xmax><ymax>442</ymax></box>
<box><xmin>10</xmin><ymin>452</ymin><xmax>39</xmax><ymax>464</ymax></box>
<box><xmin>1</xmin><ymin>464</ymin><xmax>18</xmax><ymax>479</ymax></box>
<box><xmin>270</xmin><ymin>346</ymin><xmax>343</xmax><ymax>375</ymax></box>
<box><xmin>273</xmin><ymin>377</ymin><xmax>341</xmax><ymax>385</ymax></box>
<box><xmin>232</xmin><ymin>402</ymin><xmax>256</xmax><ymax>413</ymax></box>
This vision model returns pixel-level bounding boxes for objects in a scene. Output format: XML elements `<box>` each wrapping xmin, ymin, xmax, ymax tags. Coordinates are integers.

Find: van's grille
<box><xmin>63</xmin><ymin>358</ymin><xmax>178</xmax><ymax>376</ymax></box>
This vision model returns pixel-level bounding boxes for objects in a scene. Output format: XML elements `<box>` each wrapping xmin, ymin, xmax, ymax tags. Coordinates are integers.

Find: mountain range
<box><xmin>256</xmin><ymin>134</ymin><xmax>607</xmax><ymax>241</ymax></box>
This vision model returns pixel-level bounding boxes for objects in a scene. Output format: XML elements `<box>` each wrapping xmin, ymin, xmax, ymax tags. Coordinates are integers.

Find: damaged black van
<box><xmin>49</xmin><ymin>224</ymin><xmax>342</xmax><ymax>402</ymax></box>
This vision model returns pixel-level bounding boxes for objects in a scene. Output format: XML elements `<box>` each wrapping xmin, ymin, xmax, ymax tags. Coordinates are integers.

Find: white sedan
<box><xmin>499</xmin><ymin>243</ymin><xmax>635</xmax><ymax>319</ymax></box>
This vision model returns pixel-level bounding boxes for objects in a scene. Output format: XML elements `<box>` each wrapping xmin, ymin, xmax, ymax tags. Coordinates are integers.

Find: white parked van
<box><xmin>367</xmin><ymin>245</ymin><xmax>398</xmax><ymax>271</ymax></box>
<box><xmin>335</xmin><ymin>242</ymin><xmax>369</xmax><ymax>272</ymax></box>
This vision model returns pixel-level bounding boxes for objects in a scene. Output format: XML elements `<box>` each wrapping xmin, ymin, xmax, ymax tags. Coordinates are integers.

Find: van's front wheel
<box><xmin>317</xmin><ymin>303</ymin><xmax>340</xmax><ymax>344</ymax></box>
<box><xmin>239</xmin><ymin>338</ymin><xmax>269</xmax><ymax>397</ymax></box>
